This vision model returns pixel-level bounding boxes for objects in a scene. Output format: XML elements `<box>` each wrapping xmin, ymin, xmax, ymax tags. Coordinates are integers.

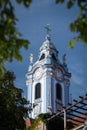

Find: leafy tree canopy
<box><xmin>56</xmin><ymin>0</ymin><xmax>87</xmax><ymax>48</ymax></box>
<box><xmin>27</xmin><ymin>113</ymin><xmax>64</xmax><ymax>130</ymax></box>
<box><xmin>0</xmin><ymin>71</ymin><xmax>28</xmax><ymax>130</ymax></box>
<box><xmin>0</xmin><ymin>0</ymin><xmax>87</xmax><ymax>75</ymax></box>
<box><xmin>0</xmin><ymin>0</ymin><xmax>32</xmax><ymax>75</ymax></box>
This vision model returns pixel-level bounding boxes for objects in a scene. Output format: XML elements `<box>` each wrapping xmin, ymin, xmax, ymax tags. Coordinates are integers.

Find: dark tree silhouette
<box><xmin>0</xmin><ymin>71</ymin><xmax>28</xmax><ymax>130</ymax></box>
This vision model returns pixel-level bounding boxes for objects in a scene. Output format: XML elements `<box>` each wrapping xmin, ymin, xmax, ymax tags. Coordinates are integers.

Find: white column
<box><xmin>64</xmin><ymin>109</ymin><xmax>66</xmax><ymax>130</ymax></box>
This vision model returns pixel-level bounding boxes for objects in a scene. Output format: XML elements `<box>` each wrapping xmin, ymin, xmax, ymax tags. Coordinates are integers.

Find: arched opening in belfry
<box><xmin>39</xmin><ymin>54</ymin><xmax>45</xmax><ymax>60</ymax></box>
<box><xmin>35</xmin><ymin>83</ymin><xmax>41</xmax><ymax>99</ymax></box>
<box><xmin>56</xmin><ymin>83</ymin><xmax>62</xmax><ymax>100</ymax></box>
<box><xmin>52</xmin><ymin>53</ymin><xmax>56</xmax><ymax>61</ymax></box>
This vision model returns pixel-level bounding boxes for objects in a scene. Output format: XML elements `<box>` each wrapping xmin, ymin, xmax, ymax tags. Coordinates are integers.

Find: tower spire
<box><xmin>45</xmin><ymin>24</ymin><xmax>51</xmax><ymax>40</ymax></box>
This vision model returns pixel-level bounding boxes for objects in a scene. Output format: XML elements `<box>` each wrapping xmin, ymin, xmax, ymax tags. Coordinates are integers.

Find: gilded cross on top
<box><xmin>45</xmin><ymin>24</ymin><xmax>51</xmax><ymax>35</ymax></box>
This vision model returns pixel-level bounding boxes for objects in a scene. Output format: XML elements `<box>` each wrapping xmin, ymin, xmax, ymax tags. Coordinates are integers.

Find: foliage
<box><xmin>27</xmin><ymin>118</ymin><xmax>41</xmax><ymax>130</ymax></box>
<box><xmin>0</xmin><ymin>71</ymin><xmax>28</xmax><ymax>130</ymax></box>
<box><xmin>0</xmin><ymin>0</ymin><xmax>32</xmax><ymax>75</ymax></box>
<box><xmin>0</xmin><ymin>0</ymin><xmax>87</xmax><ymax>76</ymax></box>
<box><xmin>55</xmin><ymin>0</ymin><xmax>87</xmax><ymax>48</ymax></box>
<box><xmin>38</xmin><ymin>113</ymin><xmax>51</xmax><ymax>123</ymax></box>
<box><xmin>27</xmin><ymin>113</ymin><xmax>65</xmax><ymax>130</ymax></box>
<box><xmin>27</xmin><ymin>113</ymin><xmax>50</xmax><ymax>130</ymax></box>
<box><xmin>26</xmin><ymin>113</ymin><xmax>74</xmax><ymax>130</ymax></box>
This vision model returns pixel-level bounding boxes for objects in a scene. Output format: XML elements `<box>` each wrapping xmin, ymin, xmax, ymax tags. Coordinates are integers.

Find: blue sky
<box><xmin>6</xmin><ymin>0</ymin><xmax>87</xmax><ymax>100</ymax></box>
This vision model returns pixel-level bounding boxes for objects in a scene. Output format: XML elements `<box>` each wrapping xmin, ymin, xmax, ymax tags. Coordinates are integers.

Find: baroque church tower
<box><xmin>26</xmin><ymin>25</ymin><xmax>71</xmax><ymax>119</ymax></box>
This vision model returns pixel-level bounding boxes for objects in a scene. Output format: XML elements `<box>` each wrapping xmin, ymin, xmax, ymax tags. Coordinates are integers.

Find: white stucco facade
<box><xmin>26</xmin><ymin>30</ymin><xmax>71</xmax><ymax>119</ymax></box>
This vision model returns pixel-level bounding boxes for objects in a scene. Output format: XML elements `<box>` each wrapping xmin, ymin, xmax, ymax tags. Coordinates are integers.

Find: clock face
<box><xmin>56</xmin><ymin>68</ymin><xmax>63</xmax><ymax>80</ymax></box>
<box><xmin>34</xmin><ymin>68</ymin><xmax>43</xmax><ymax>80</ymax></box>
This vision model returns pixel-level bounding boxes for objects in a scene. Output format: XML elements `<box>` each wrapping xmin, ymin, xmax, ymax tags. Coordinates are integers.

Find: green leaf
<box><xmin>22</xmin><ymin>39</ymin><xmax>29</xmax><ymax>49</ymax></box>
<box><xmin>81</xmin><ymin>35</ymin><xmax>87</xmax><ymax>43</ymax></box>
<box><xmin>67</xmin><ymin>1</ymin><xmax>74</xmax><ymax>9</ymax></box>
<box><xmin>15</xmin><ymin>54</ymin><xmax>23</xmax><ymax>62</ymax></box>
<box><xmin>55</xmin><ymin>0</ymin><xmax>64</xmax><ymax>4</ymax></box>
<box><xmin>68</xmin><ymin>41</ymin><xmax>74</xmax><ymax>48</ymax></box>
<box><xmin>16</xmin><ymin>0</ymin><xmax>22</xmax><ymax>3</ymax></box>
<box><xmin>70</xmin><ymin>23</ymin><xmax>76</xmax><ymax>32</ymax></box>
<box><xmin>24</xmin><ymin>0</ymin><xmax>32</xmax><ymax>7</ymax></box>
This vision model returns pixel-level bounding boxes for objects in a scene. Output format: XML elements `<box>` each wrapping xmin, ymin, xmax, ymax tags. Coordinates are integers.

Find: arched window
<box><xmin>35</xmin><ymin>83</ymin><xmax>41</xmax><ymax>99</ymax></box>
<box><xmin>52</xmin><ymin>53</ymin><xmax>56</xmax><ymax>61</ymax></box>
<box><xmin>56</xmin><ymin>83</ymin><xmax>62</xmax><ymax>100</ymax></box>
<box><xmin>39</xmin><ymin>54</ymin><xmax>45</xmax><ymax>60</ymax></box>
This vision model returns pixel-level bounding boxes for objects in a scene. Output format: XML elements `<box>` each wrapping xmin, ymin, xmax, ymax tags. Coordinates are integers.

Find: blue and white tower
<box><xmin>26</xmin><ymin>25</ymin><xmax>71</xmax><ymax>119</ymax></box>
